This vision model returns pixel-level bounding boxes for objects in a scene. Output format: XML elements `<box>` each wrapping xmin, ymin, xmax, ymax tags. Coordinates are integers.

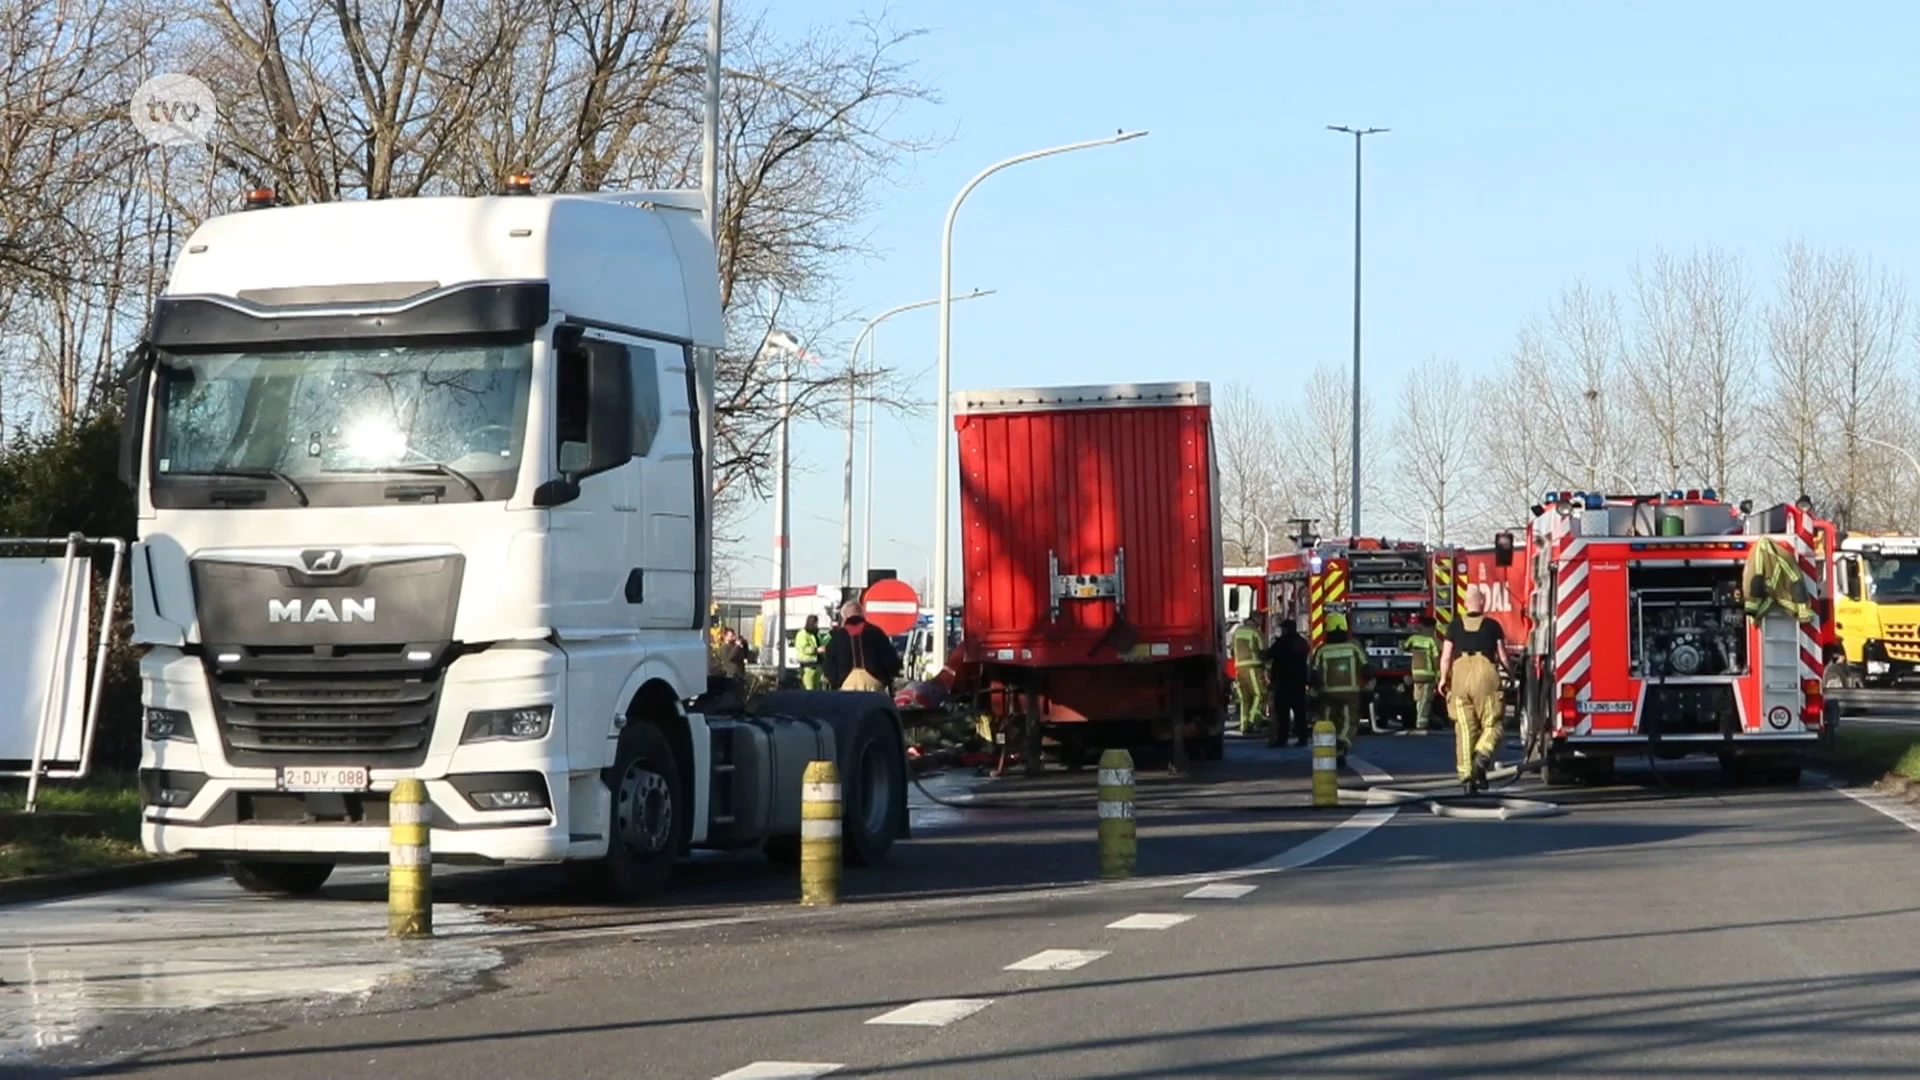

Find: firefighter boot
<box><xmin>1470</xmin><ymin>750</ymin><xmax>1492</xmax><ymax>791</ymax></box>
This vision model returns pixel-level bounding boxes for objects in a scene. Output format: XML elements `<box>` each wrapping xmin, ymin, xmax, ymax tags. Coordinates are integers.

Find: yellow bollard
<box><xmin>1097</xmin><ymin>748</ymin><xmax>1136</xmax><ymax>879</ymax></box>
<box><xmin>800</xmin><ymin>760</ymin><xmax>841</xmax><ymax>906</ymax></box>
<box><xmin>388</xmin><ymin>778</ymin><xmax>432</xmax><ymax>937</ymax></box>
<box><xmin>1311</xmin><ymin>719</ymin><xmax>1339</xmax><ymax>808</ymax></box>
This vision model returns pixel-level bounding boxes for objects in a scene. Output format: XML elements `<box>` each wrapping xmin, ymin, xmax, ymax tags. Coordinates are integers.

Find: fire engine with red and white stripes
<box><xmin>1514</xmin><ymin>489</ymin><xmax>1836</xmax><ymax>786</ymax></box>
<box><xmin>1266</xmin><ymin>536</ymin><xmax>1449</xmax><ymax>727</ymax></box>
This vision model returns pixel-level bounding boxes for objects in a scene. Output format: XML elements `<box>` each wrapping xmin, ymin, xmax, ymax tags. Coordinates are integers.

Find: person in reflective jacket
<box><xmin>1404</xmin><ymin>614</ymin><xmax>1441</xmax><ymax>733</ymax></box>
<box><xmin>1310</xmin><ymin>627</ymin><xmax>1370</xmax><ymax>767</ymax></box>
<box><xmin>1229</xmin><ymin>616</ymin><xmax>1268</xmax><ymax>735</ymax></box>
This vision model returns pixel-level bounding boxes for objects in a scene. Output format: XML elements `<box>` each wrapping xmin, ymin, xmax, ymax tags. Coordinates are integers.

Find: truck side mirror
<box><xmin>539</xmin><ymin>332</ymin><xmax>634</xmax><ymax>506</ymax></box>
<box><xmin>116</xmin><ymin>343</ymin><xmax>154</xmax><ymax>490</ymax></box>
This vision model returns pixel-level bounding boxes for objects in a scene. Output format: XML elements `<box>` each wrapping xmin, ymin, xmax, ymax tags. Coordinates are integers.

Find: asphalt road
<box><xmin>14</xmin><ymin>731</ymin><xmax>1920</xmax><ymax>1079</ymax></box>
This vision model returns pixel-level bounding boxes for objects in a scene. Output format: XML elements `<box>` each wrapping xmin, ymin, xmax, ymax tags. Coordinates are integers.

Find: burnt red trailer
<box><xmin>953</xmin><ymin>382</ymin><xmax>1228</xmax><ymax>772</ymax></box>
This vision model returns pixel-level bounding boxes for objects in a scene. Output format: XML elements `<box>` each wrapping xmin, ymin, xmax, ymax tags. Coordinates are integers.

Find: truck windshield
<box><xmin>1864</xmin><ymin>554</ymin><xmax>1920</xmax><ymax>601</ymax></box>
<box><xmin>152</xmin><ymin>340</ymin><xmax>533</xmax><ymax>507</ymax></box>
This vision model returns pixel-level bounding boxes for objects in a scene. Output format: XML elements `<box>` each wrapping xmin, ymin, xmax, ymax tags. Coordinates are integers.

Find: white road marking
<box><xmin>1244</xmin><ymin>807</ymin><xmax>1399</xmax><ymax>872</ymax></box>
<box><xmin>1813</xmin><ymin>770</ymin><xmax>1920</xmax><ymax>833</ymax></box>
<box><xmin>1348</xmin><ymin>753</ymin><xmax>1393</xmax><ymax>785</ymax></box>
<box><xmin>1106</xmin><ymin>912</ymin><xmax>1194</xmax><ymax>930</ymax></box>
<box><xmin>713</xmin><ymin>1064</ymin><xmax>843</xmax><ymax>1080</ymax></box>
<box><xmin>1004</xmin><ymin>949</ymin><xmax>1109</xmax><ymax>972</ymax></box>
<box><xmin>866</xmin><ymin>998</ymin><xmax>994</xmax><ymax>1026</ymax></box>
<box><xmin>1185</xmin><ymin>883</ymin><xmax>1258</xmax><ymax>899</ymax></box>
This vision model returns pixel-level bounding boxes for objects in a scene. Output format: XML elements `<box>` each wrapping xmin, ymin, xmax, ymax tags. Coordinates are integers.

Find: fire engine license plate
<box><xmin>277</xmin><ymin>766</ymin><xmax>371</xmax><ymax>792</ymax></box>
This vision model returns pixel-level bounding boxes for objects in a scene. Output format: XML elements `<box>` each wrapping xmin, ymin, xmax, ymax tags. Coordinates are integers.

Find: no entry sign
<box><xmin>862</xmin><ymin>577</ymin><xmax>921</xmax><ymax>636</ymax></box>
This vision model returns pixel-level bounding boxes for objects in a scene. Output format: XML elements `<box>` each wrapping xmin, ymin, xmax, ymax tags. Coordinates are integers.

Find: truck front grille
<box><xmin>1883</xmin><ymin>624</ymin><xmax>1920</xmax><ymax>663</ymax></box>
<box><xmin>205</xmin><ymin>648</ymin><xmax>447</xmax><ymax>767</ymax></box>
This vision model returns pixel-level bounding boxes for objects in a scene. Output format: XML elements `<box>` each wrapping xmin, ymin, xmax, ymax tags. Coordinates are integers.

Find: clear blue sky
<box><xmin>729</xmin><ymin>0</ymin><xmax>1920</xmax><ymax>598</ymax></box>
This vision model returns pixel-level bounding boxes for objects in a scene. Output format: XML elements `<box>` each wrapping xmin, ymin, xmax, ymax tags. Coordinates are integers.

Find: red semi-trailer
<box><xmin>953</xmin><ymin>382</ymin><xmax>1228</xmax><ymax>773</ymax></box>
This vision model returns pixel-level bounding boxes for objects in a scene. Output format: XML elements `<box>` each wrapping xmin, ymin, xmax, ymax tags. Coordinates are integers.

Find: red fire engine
<box><xmin>1514</xmin><ymin>489</ymin><xmax>1835</xmax><ymax>786</ymax></box>
<box><xmin>1266</xmin><ymin>537</ymin><xmax>1446</xmax><ymax>727</ymax></box>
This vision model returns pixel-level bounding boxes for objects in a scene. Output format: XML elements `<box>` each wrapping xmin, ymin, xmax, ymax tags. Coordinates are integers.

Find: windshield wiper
<box><xmin>169</xmin><ymin>467</ymin><xmax>309</xmax><ymax>506</ymax></box>
<box><xmin>383</xmin><ymin>462</ymin><xmax>484</xmax><ymax>502</ymax></box>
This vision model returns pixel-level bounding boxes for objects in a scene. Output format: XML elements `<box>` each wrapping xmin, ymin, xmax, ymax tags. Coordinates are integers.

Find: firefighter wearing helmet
<box><xmin>1438</xmin><ymin>583</ymin><xmax>1509</xmax><ymax>793</ymax></box>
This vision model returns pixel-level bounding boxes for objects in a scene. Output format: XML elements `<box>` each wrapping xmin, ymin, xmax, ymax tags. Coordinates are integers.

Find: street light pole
<box><xmin>841</xmin><ymin>289</ymin><xmax>995</xmax><ymax>595</ymax></box>
<box><xmin>930</xmin><ymin>131</ymin><xmax>1148</xmax><ymax>670</ymax></box>
<box><xmin>1858</xmin><ymin>434</ymin><xmax>1920</xmax><ymax>492</ymax></box>
<box><xmin>1328</xmin><ymin>124</ymin><xmax>1387</xmax><ymax>537</ymax></box>
<box><xmin>762</xmin><ymin>329</ymin><xmax>802</xmax><ymax>674</ymax></box>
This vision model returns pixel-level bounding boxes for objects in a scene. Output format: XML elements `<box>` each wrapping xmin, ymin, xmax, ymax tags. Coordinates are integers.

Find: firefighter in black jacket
<box><xmin>1262</xmin><ymin>618</ymin><xmax>1313</xmax><ymax>748</ymax></box>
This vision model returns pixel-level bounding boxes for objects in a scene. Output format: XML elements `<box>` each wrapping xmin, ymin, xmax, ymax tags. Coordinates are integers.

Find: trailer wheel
<box><xmin>577</xmin><ymin>721</ymin><xmax>686</xmax><ymax>901</ymax></box>
<box><xmin>227</xmin><ymin>861</ymin><xmax>334</xmax><ymax>895</ymax></box>
<box><xmin>842</xmin><ymin>708</ymin><xmax>906</xmax><ymax>867</ymax></box>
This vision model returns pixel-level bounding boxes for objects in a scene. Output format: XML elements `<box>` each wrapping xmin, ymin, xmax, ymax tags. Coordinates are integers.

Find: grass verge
<box><xmin>0</xmin><ymin>773</ymin><xmax>149</xmax><ymax>880</ymax></box>
<box><xmin>1811</xmin><ymin>726</ymin><xmax>1920</xmax><ymax>785</ymax></box>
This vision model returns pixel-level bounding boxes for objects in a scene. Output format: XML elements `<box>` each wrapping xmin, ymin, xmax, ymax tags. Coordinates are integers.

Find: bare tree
<box><xmin>0</xmin><ymin>0</ymin><xmax>940</xmax><ymax>500</ymax></box>
<box><xmin>1820</xmin><ymin>250</ymin><xmax>1908</xmax><ymax>529</ymax></box>
<box><xmin>1392</xmin><ymin>355</ymin><xmax>1477</xmax><ymax>543</ymax></box>
<box><xmin>1476</xmin><ymin>324</ymin><xmax>1556</xmax><ymax>530</ymax></box>
<box><xmin>1681</xmin><ymin>246</ymin><xmax>1756</xmax><ymax>495</ymax></box>
<box><xmin>1280</xmin><ymin>361</ymin><xmax>1378</xmax><ymax>536</ymax></box>
<box><xmin>1624</xmin><ymin>249</ymin><xmax>1695</xmax><ymax>488</ymax></box>
<box><xmin>1762</xmin><ymin>241</ymin><xmax>1837</xmax><ymax>505</ymax></box>
<box><xmin>1543</xmin><ymin>280</ymin><xmax>1629</xmax><ymax>490</ymax></box>
<box><xmin>1214</xmin><ymin>381</ymin><xmax>1283</xmax><ymax>564</ymax></box>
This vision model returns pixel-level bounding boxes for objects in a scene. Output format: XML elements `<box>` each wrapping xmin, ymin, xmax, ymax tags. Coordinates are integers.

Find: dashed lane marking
<box><xmin>865</xmin><ymin>998</ymin><xmax>994</xmax><ymax>1026</ymax></box>
<box><xmin>713</xmin><ymin>1064</ymin><xmax>843</xmax><ymax>1080</ymax></box>
<box><xmin>1004</xmin><ymin>949</ymin><xmax>1110</xmax><ymax>972</ymax></box>
<box><xmin>1106</xmin><ymin>913</ymin><xmax>1194</xmax><ymax>930</ymax></box>
<box><xmin>1185</xmin><ymin>883</ymin><xmax>1258</xmax><ymax>900</ymax></box>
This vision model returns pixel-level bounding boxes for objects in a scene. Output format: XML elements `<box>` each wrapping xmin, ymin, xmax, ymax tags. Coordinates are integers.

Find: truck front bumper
<box><xmin>138</xmin><ymin>643</ymin><xmax>603</xmax><ymax>866</ymax></box>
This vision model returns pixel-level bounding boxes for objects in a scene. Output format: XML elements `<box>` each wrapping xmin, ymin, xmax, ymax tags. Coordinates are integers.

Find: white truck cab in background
<box><xmin>121</xmin><ymin>184</ymin><xmax>907</xmax><ymax>898</ymax></box>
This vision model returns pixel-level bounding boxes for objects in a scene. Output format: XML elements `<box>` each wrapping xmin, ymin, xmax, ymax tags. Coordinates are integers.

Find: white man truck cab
<box><xmin>119</xmin><ymin>183</ymin><xmax>908</xmax><ymax>899</ymax></box>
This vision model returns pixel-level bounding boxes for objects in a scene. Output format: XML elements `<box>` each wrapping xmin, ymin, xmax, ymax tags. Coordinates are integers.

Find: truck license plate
<box><xmin>277</xmin><ymin>766</ymin><xmax>371</xmax><ymax>792</ymax></box>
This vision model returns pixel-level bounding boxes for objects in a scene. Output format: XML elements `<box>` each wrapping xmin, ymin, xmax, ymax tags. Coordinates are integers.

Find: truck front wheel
<box><xmin>579</xmin><ymin>721</ymin><xmax>687</xmax><ymax>901</ymax></box>
<box><xmin>843</xmin><ymin>709</ymin><xmax>906</xmax><ymax>866</ymax></box>
<box><xmin>228</xmin><ymin>860</ymin><xmax>334</xmax><ymax>895</ymax></box>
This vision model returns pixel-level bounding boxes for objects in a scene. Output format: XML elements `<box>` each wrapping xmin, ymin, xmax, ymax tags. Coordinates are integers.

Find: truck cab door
<box><xmin>545</xmin><ymin>331</ymin><xmax>637</xmax><ymax>634</ymax></box>
<box><xmin>625</xmin><ymin>337</ymin><xmax>698</xmax><ymax>629</ymax></box>
<box><xmin>1834</xmin><ymin>553</ymin><xmax>1867</xmax><ymax>662</ymax></box>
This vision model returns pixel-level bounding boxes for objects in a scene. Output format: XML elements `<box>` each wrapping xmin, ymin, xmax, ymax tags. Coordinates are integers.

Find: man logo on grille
<box><xmin>301</xmin><ymin>549</ymin><xmax>344</xmax><ymax>573</ymax></box>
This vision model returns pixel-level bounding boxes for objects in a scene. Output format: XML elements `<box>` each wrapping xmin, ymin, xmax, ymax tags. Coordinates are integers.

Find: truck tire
<box><xmin>577</xmin><ymin>721</ymin><xmax>687</xmax><ymax>901</ymax></box>
<box><xmin>1540</xmin><ymin>751</ymin><xmax>1578</xmax><ymax>788</ymax></box>
<box><xmin>227</xmin><ymin>860</ymin><xmax>334</xmax><ymax>895</ymax></box>
<box><xmin>842</xmin><ymin>708</ymin><xmax>906</xmax><ymax>867</ymax></box>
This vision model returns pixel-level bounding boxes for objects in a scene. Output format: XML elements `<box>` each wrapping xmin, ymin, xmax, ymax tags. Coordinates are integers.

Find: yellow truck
<box><xmin>1829</xmin><ymin>534</ymin><xmax>1920</xmax><ymax>687</ymax></box>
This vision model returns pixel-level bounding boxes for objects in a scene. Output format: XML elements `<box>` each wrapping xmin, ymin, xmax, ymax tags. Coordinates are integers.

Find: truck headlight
<box><xmin>145</xmin><ymin>707</ymin><xmax>194</xmax><ymax>743</ymax></box>
<box><xmin>460</xmin><ymin>705</ymin><xmax>552</xmax><ymax>744</ymax></box>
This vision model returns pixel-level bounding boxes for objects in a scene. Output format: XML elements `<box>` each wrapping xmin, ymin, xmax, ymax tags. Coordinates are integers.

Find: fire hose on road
<box><xmin>1335</xmin><ymin>760</ymin><xmax>1566</xmax><ymax>820</ymax></box>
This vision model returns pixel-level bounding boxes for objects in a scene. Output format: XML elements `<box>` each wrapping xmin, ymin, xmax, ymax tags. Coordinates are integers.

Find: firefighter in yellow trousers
<box><xmin>1405</xmin><ymin>614</ymin><xmax>1440</xmax><ymax>733</ymax></box>
<box><xmin>1438</xmin><ymin>585</ymin><xmax>1509</xmax><ymax>793</ymax></box>
<box><xmin>1230</xmin><ymin>616</ymin><xmax>1268</xmax><ymax>735</ymax></box>
<box><xmin>1311</xmin><ymin>626</ymin><xmax>1370</xmax><ymax>767</ymax></box>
